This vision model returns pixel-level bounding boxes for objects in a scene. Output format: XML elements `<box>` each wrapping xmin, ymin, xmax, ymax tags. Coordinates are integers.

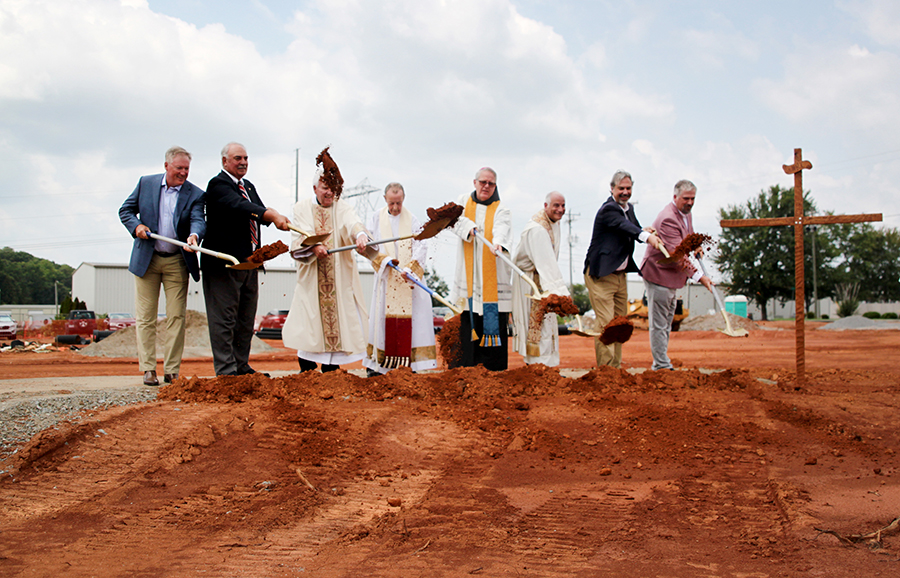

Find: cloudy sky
<box><xmin>2</xmin><ymin>0</ymin><xmax>898</xmax><ymax>290</ymax></box>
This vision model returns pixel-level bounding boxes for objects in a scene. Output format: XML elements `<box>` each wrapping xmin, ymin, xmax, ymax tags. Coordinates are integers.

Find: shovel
<box><xmin>385</xmin><ymin>260</ymin><xmax>462</xmax><ymax>315</ymax></box>
<box><xmin>473</xmin><ymin>230</ymin><xmax>550</xmax><ymax>301</ymax></box>
<box><xmin>327</xmin><ymin>215</ymin><xmax>455</xmax><ymax>254</ymax></box>
<box><xmin>697</xmin><ymin>259</ymin><xmax>748</xmax><ymax>338</ymax></box>
<box><xmin>287</xmin><ymin>224</ymin><xmax>331</xmax><ymax>246</ymax></box>
<box><xmin>569</xmin><ymin>314</ymin><xmax>601</xmax><ymax>338</ymax></box>
<box><xmin>148</xmin><ymin>233</ymin><xmax>262</xmax><ymax>270</ymax></box>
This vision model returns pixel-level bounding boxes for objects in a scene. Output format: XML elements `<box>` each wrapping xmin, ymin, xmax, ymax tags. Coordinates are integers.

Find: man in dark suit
<box><xmin>202</xmin><ymin>142</ymin><xmax>291</xmax><ymax>376</ymax></box>
<box><xmin>583</xmin><ymin>169</ymin><xmax>663</xmax><ymax>368</ymax></box>
<box><xmin>119</xmin><ymin>146</ymin><xmax>205</xmax><ymax>386</ymax></box>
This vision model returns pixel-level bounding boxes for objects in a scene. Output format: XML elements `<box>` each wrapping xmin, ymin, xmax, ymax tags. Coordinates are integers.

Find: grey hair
<box><xmin>610</xmin><ymin>170</ymin><xmax>632</xmax><ymax>188</ymax></box>
<box><xmin>165</xmin><ymin>146</ymin><xmax>191</xmax><ymax>163</ymax></box>
<box><xmin>475</xmin><ymin>167</ymin><xmax>497</xmax><ymax>180</ymax></box>
<box><xmin>384</xmin><ymin>182</ymin><xmax>405</xmax><ymax>197</ymax></box>
<box><xmin>674</xmin><ymin>179</ymin><xmax>697</xmax><ymax>197</ymax></box>
<box><xmin>220</xmin><ymin>142</ymin><xmax>246</xmax><ymax>159</ymax></box>
<box><xmin>544</xmin><ymin>191</ymin><xmax>564</xmax><ymax>204</ymax></box>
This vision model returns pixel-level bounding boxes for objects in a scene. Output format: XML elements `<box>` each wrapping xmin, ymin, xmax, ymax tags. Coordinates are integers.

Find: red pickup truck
<box><xmin>65</xmin><ymin>310</ymin><xmax>97</xmax><ymax>335</ymax></box>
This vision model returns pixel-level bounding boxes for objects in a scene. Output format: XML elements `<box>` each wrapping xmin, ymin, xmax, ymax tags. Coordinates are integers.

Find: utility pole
<box><xmin>54</xmin><ymin>280</ymin><xmax>59</xmax><ymax>317</ymax></box>
<box><xmin>294</xmin><ymin>148</ymin><xmax>300</xmax><ymax>204</ymax></box>
<box><xmin>565</xmin><ymin>211</ymin><xmax>580</xmax><ymax>287</ymax></box>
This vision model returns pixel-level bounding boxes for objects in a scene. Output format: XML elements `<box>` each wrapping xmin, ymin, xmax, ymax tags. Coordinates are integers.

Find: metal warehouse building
<box><xmin>72</xmin><ymin>262</ymin><xmax>375</xmax><ymax>318</ymax></box>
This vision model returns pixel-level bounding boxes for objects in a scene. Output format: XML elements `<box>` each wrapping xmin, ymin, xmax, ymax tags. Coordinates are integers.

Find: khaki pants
<box><xmin>584</xmin><ymin>270</ymin><xmax>628</xmax><ymax>368</ymax></box>
<box><xmin>134</xmin><ymin>253</ymin><xmax>189</xmax><ymax>374</ymax></box>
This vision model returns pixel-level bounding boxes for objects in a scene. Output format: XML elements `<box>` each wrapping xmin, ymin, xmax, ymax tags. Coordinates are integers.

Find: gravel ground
<box><xmin>0</xmin><ymin>387</ymin><xmax>157</xmax><ymax>462</ymax></box>
<box><xmin>817</xmin><ymin>315</ymin><xmax>900</xmax><ymax>330</ymax></box>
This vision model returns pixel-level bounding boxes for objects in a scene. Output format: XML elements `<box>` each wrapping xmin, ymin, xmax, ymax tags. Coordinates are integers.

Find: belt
<box><xmin>154</xmin><ymin>250</ymin><xmax>179</xmax><ymax>257</ymax></box>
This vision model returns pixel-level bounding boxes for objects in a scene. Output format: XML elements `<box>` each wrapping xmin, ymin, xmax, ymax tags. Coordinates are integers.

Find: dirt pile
<box><xmin>78</xmin><ymin>310</ymin><xmax>273</xmax><ymax>358</ymax></box>
<box><xmin>2</xmin><ymin>361</ymin><xmax>899</xmax><ymax>576</ymax></box>
<box><xmin>680</xmin><ymin>311</ymin><xmax>760</xmax><ymax>332</ymax></box>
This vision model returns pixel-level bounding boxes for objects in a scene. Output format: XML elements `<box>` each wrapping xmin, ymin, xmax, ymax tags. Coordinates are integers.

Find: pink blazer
<box><xmin>640</xmin><ymin>202</ymin><xmax>697</xmax><ymax>289</ymax></box>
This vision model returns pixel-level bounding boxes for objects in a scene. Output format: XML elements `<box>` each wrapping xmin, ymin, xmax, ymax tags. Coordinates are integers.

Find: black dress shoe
<box><xmin>239</xmin><ymin>368</ymin><xmax>270</xmax><ymax>378</ymax></box>
<box><xmin>143</xmin><ymin>370</ymin><xmax>159</xmax><ymax>386</ymax></box>
<box><xmin>163</xmin><ymin>373</ymin><xmax>179</xmax><ymax>383</ymax></box>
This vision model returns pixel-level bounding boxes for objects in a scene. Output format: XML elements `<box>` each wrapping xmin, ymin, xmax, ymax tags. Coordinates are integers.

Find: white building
<box><xmin>72</xmin><ymin>262</ymin><xmax>375</xmax><ymax>317</ymax></box>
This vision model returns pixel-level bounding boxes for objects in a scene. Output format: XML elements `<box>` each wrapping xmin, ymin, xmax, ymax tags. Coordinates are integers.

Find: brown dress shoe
<box><xmin>143</xmin><ymin>370</ymin><xmax>159</xmax><ymax>386</ymax></box>
<box><xmin>163</xmin><ymin>373</ymin><xmax>179</xmax><ymax>384</ymax></box>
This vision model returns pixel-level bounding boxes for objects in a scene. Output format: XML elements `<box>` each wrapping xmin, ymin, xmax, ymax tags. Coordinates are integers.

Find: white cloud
<box><xmin>753</xmin><ymin>42</ymin><xmax>900</xmax><ymax>130</ymax></box>
<box><xmin>838</xmin><ymin>0</ymin><xmax>900</xmax><ymax>46</ymax></box>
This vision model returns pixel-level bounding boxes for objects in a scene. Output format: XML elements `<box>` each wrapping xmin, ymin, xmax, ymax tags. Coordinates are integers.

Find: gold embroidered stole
<box><xmin>463</xmin><ymin>197</ymin><xmax>498</xmax><ymax>301</ymax></box>
<box><xmin>315</xmin><ymin>204</ymin><xmax>342</xmax><ymax>352</ymax></box>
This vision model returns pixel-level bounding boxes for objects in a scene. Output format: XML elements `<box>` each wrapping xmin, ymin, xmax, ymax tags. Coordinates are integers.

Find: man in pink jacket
<box><xmin>640</xmin><ymin>180</ymin><xmax>713</xmax><ymax>370</ymax></box>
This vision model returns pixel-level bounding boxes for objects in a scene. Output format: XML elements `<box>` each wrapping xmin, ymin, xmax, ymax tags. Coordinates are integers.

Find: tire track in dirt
<box><xmin>0</xmin><ymin>403</ymin><xmax>224</xmax><ymax>523</ymax></box>
<box><xmin>191</xmin><ymin>409</ymin><xmax>484</xmax><ymax>577</ymax></box>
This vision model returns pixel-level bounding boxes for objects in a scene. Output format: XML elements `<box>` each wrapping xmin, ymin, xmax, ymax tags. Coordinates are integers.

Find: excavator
<box><xmin>626</xmin><ymin>296</ymin><xmax>688</xmax><ymax>331</ymax></box>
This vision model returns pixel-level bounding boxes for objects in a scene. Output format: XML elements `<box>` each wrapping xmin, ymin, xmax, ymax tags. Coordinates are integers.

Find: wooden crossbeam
<box><xmin>720</xmin><ymin>148</ymin><xmax>882</xmax><ymax>386</ymax></box>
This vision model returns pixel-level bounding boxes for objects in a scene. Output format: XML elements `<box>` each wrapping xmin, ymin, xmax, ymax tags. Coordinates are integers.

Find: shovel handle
<box><xmin>386</xmin><ymin>261</ymin><xmax>462</xmax><ymax>315</ymax></box>
<box><xmin>327</xmin><ymin>234</ymin><xmax>415</xmax><ymax>254</ymax></box>
<box><xmin>148</xmin><ymin>233</ymin><xmax>240</xmax><ymax>266</ymax></box>
<box><xmin>697</xmin><ymin>258</ymin><xmax>740</xmax><ymax>333</ymax></box>
<box><xmin>473</xmin><ymin>230</ymin><xmax>543</xmax><ymax>298</ymax></box>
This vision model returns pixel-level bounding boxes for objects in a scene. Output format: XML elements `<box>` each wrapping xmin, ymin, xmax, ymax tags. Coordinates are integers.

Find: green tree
<box><xmin>422</xmin><ymin>267</ymin><xmax>451</xmax><ymax>308</ymax></box>
<box><xmin>0</xmin><ymin>247</ymin><xmax>73</xmax><ymax>305</ymax></box>
<box><xmin>569</xmin><ymin>283</ymin><xmax>592</xmax><ymax>314</ymax></box>
<box><xmin>831</xmin><ymin>224</ymin><xmax>900</xmax><ymax>302</ymax></box>
<box><xmin>715</xmin><ymin>185</ymin><xmax>826</xmax><ymax>320</ymax></box>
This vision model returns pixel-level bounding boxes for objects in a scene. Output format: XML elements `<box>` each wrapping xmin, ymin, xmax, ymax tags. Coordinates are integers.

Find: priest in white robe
<box><xmin>511</xmin><ymin>191</ymin><xmax>570</xmax><ymax>366</ymax></box>
<box><xmin>450</xmin><ymin>167</ymin><xmax>513</xmax><ymax>371</ymax></box>
<box><xmin>283</xmin><ymin>169</ymin><xmax>372</xmax><ymax>372</ymax></box>
<box><xmin>363</xmin><ymin>182</ymin><xmax>437</xmax><ymax>375</ymax></box>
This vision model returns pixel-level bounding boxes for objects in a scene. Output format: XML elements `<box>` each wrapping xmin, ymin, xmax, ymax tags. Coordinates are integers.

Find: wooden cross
<box><xmin>720</xmin><ymin>148</ymin><xmax>882</xmax><ymax>386</ymax></box>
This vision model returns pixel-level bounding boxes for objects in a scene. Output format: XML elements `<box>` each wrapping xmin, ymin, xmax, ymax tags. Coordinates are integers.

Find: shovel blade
<box><xmin>301</xmin><ymin>232</ymin><xmax>331</xmax><ymax>246</ymax></box>
<box><xmin>414</xmin><ymin>217</ymin><xmax>452</xmax><ymax>240</ymax></box>
<box><xmin>227</xmin><ymin>261</ymin><xmax>264</xmax><ymax>270</ymax></box>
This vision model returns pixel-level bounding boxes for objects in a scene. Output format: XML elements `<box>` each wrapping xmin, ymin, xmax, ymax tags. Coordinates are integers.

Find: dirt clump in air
<box><xmin>667</xmin><ymin>232</ymin><xmax>713</xmax><ymax>263</ymax></box>
<box><xmin>435</xmin><ymin>313</ymin><xmax>463</xmax><ymax>368</ymax></box>
<box><xmin>599</xmin><ymin>315</ymin><xmax>635</xmax><ymax>344</ymax></box>
<box><xmin>425</xmin><ymin>202</ymin><xmax>464</xmax><ymax>228</ymax></box>
<box><xmin>316</xmin><ymin>146</ymin><xmax>344</xmax><ymax>198</ymax></box>
<box><xmin>248</xmin><ymin>240</ymin><xmax>289</xmax><ymax>263</ymax></box>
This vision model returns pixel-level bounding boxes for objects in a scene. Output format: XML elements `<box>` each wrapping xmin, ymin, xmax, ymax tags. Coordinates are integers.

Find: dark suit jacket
<box><xmin>583</xmin><ymin>196</ymin><xmax>645</xmax><ymax>279</ymax></box>
<box><xmin>201</xmin><ymin>170</ymin><xmax>270</xmax><ymax>272</ymax></box>
<box><xmin>119</xmin><ymin>173</ymin><xmax>206</xmax><ymax>281</ymax></box>
<box><xmin>640</xmin><ymin>202</ymin><xmax>696</xmax><ymax>289</ymax></box>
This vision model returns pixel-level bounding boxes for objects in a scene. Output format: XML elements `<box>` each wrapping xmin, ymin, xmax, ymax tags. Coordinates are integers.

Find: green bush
<box><xmin>862</xmin><ymin>311</ymin><xmax>881</xmax><ymax>319</ymax></box>
<box><xmin>821</xmin><ymin>314</ymin><xmax>829</xmax><ymax>320</ymax></box>
<box><xmin>806</xmin><ymin>311</ymin><xmax>814</xmax><ymax>319</ymax></box>
<box><xmin>881</xmin><ymin>312</ymin><xmax>898</xmax><ymax>319</ymax></box>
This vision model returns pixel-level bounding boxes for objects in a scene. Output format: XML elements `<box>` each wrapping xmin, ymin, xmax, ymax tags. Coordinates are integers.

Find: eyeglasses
<box><xmin>477</xmin><ymin>180</ymin><xmax>496</xmax><ymax>187</ymax></box>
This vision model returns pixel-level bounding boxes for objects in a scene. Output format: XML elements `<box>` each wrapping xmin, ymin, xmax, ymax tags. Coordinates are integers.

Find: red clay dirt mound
<box><xmin>2</xmin><ymin>357</ymin><xmax>899</xmax><ymax>575</ymax></box>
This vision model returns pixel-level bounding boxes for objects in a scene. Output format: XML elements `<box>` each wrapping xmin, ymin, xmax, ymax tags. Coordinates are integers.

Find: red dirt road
<box><xmin>1</xmin><ymin>325</ymin><xmax>899</xmax><ymax>577</ymax></box>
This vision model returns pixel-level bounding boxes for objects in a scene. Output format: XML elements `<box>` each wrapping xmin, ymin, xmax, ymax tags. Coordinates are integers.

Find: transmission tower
<box><xmin>342</xmin><ymin>178</ymin><xmax>381</xmax><ymax>224</ymax></box>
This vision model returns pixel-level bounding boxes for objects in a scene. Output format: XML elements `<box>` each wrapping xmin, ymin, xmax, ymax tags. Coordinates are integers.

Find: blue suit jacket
<box><xmin>583</xmin><ymin>196</ymin><xmax>645</xmax><ymax>279</ymax></box>
<box><xmin>119</xmin><ymin>173</ymin><xmax>206</xmax><ymax>281</ymax></box>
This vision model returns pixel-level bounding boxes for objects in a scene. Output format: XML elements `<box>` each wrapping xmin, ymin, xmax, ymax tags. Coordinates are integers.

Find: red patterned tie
<box><xmin>238</xmin><ymin>181</ymin><xmax>259</xmax><ymax>249</ymax></box>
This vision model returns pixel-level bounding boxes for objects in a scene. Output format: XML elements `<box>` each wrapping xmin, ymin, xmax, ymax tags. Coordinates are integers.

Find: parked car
<box><xmin>0</xmin><ymin>314</ymin><xmax>17</xmax><ymax>340</ymax></box>
<box><xmin>65</xmin><ymin>310</ymin><xmax>97</xmax><ymax>335</ymax></box>
<box><xmin>107</xmin><ymin>313</ymin><xmax>136</xmax><ymax>331</ymax></box>
<box><xmin>432</xmin><ymin>306</ymin><xmax>452</xmax><ymax>333</ymax></box>
<box><xmin>255</xmin><ymin>309</ymin><xmax>289</xmax><ymax>340</ymax></box>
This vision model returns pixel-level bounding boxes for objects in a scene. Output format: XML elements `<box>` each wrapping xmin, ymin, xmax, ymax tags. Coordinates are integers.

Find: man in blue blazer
<box><xmin>119</xmin><ymin>146</ymin><xmax>206</xmax><ymax>386</ymax></box>
<box><xmin>583</xmin><ymin>169</ymin><xmax>663</xmax><ymax>368</ymax></box>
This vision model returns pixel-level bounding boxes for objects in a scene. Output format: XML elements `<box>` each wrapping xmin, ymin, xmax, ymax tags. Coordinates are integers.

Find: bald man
<box><xmin>511</xmin><ymin>192</ymin><xmax>570</xmax><ymax>366</ymax></box>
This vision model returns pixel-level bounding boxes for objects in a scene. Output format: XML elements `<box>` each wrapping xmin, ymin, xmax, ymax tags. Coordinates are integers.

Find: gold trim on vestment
<box><xmin>315</xmin><ymin>205</ymin><xmax>342</xmax><ymax>353</ymax></box>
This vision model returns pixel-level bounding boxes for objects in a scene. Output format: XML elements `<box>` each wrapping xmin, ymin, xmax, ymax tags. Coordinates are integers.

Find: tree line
<box><xmin>0</xmin><ymin>247</ymin><xmax>74</xmax><ymax>305</ymax></box>
<box><xmin>715</xmin><ymin>185</ymin><xmax>900</xmax><ymax>320</ymax></box>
